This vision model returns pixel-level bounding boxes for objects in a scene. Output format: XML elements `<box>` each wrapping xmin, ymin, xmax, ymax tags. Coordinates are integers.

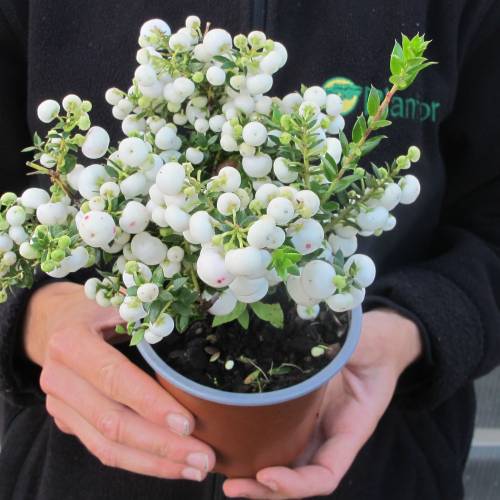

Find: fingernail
<box><xmin>166</xmin><ymin>413</ymin><xmax>191</xmax><ymax>436</ymax></box>
<box><xmin>260</xmin><ymin>479</ymin><xmax>279</xmax><ymax>492</ymax></box>
<box><xmin>182</xmin><ymin>466</ymin><xmax>203</xmax><ymax>482</ymax></box>
<box><xmin>186</xmin><ymin>452</ymin><xmax>210</xmax><ymax>471</ymax></box>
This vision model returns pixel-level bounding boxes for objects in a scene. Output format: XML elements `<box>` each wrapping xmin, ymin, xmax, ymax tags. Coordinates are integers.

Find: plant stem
<box><xmin>184</xmin><ymin>242</ymin><xmax>201</xmax><ymax>294</ymax></box>
<box><xmin>339</xmin><ymin>83</ymin><xmax>398</xmax><ymax>177</ymax></box>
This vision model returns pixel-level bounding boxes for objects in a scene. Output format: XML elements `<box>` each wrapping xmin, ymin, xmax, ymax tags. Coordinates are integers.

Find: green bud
<box><xmin>249</xmin><ymin>199</ymin><xmax>263</xmax><ymax>212</ymax></box>
<box><xmin>279</xmin><ymin>132</ymin><xmax>292</xmax><ymax>145</ymax></box>
<box><xmin>408</xmin><ymin>145</ymin><xmax>421</xmax><ymax>163</ymax></box>
<box><xmin>192</xmin><ymin>71</ymin><xmax>204</xmax><ymax>83</ymax></box>
<box><xmin>57</xmin><ymin>235</ymin><xmax>72</xmax><ymax>249</ymax></box>
<box><xmin>280</xmin><ymin>114</ymin><xmax>292</xmax><ymax>130</ymax></box>
<box><xmin>233</xmin><ymin>34</ymin><xmax>247</xmax><ymax>50</ymax></box>
<box><xmin>110</xmin><ymin>294</ymin><xmax>124</xmax><ymax>306</ymax></box>
<box><xmin>81</xmin><ymin>100</ymin><xmax>92</xmax><ymax>112</ymax></box>
<box><xmin>333</xmin><ymin>275</ymin><xmax>347</xmax><ymax>289</ymax></box>
<box><xmin>184</xmin><ymin>186</ymin><xmax>196</xmax><ymax>197</ymax></box>
<box><xmin>378</xmin><ymin>167</ymin><xmax>388</xmax><ymax>177</ymax></box>
<box><xmin>320</xmin><ymin>117</ymin><xmax>331</xmax><ymax>129</ymax></box>
<box><xmin>125</xmin><ymin>260</ymin><xmax>139</xmax><ymax>274</ymax></box>
<box><xmin>85</xmin><ymin>249</ymin><xmax>96</xmax><ymax>267</ymax></box>
<box><xmin>41</xmin><ymin>260</ymin><xmax>56</xmax><ymax>273</ymax></box>
<box><xmin>0</xmin><ymin>192</ymin><xmax>18</xmax><ymax>206</ymax></box>
<box><xmin>354</xmin><ymin>167</ymin><xmax>365</xmax><ymax>177</ymax></box>
<box><xmin>396</xmin><ymin>155</ymin><xmax>411</xmax><ymax>169</ymax></box>
<box><xmin>34</xmin><ymin>225</ymin><xmax>49</xmax><ymax>238</ymax></box>
<box><xmin>73</xmin><ymin>134</ymin><xmax>86</xmax><ymax>146</ymax></box>
<box><xmin>0</xmin><ymin>289</ymin><xmax>7</xmax><ymax>303</ymax></box>
<box><xmin>229</xmin><ymin>117</ymin><xmax>240</xmax><ymax>127</ymax></box>
<box><xmin>138</xmin><ymin>96</ymin><xmax>151</xmax><ymax>108</ymax></box>
<box><xmin>167</xmin><ymin>101</ymin><xmax>181</xmax><ymax>113</ymax></box>
<box><xmin>211</xmin><ymin>234</ymin><xmax>224</xmax><ymax>246</ymax></box>
<box><xmin>233</xmin><ymin>124</ymin><xmax>243</xmax><ymax>138</ymax></box>
<box><xmin>264</xmin><ymin>40</ymin><xmax>275</xmax><ymax>51</ymax></box>
<box><xmin>50</xmin><ymin>249</ymin><xmax>66</xmax><ymax>262</ymax></box>
<box><xmin>78</xmin><ymin>114</ymin><xmax>91</xmax><ymax>130</ymax></box>
<box><xmin>81</xmin><ymin>201</ymin><xmax>90</xmax><ymax>213</ymax></box>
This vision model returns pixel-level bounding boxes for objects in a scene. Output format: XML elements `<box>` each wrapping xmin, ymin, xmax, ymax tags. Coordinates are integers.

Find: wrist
<box><xmin>23</xmin><ymin>282</ymin><xmax>80</xmax><ymax>366</ymax></box>
<box><xmin>367</xmin><ymin>308</ymin><xmax>423</xmax><ymax>375</ymax></box>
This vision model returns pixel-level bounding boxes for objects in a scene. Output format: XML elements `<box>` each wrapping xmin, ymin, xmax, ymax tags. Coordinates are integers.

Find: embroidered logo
<box><xmin>323</xmin><ymin>76</ymin><xmax>440</xmax><ymax>123</ymax></box>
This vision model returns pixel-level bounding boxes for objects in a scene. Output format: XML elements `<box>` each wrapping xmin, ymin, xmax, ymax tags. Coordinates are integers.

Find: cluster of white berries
<box><xmin>0</xmin><ymin>16</ymin><xmax>423</xmax><ymax>345</ymax></box>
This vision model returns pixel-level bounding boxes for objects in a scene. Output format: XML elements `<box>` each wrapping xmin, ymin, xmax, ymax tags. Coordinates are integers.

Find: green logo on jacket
<box><xmin>323</xmin><ymin>76</ymin><xmax>440</xmax><ymax>123</ymax></box>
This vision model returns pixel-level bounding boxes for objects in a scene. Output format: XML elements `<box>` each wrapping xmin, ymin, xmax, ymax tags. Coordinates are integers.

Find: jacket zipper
<box><xmin>212</xmin><ymin>473</ymin><xmax>224</xmax><ymax>500</ymax></box>
<box><xmin>212</xmin><ymin>5</ymin><xmax>268</xmax><ymax>498</ymax></box>
<box><xmin>251</xmin><ymin>0</ymin><xmax>268</xmax><ymax>30</ymax></box>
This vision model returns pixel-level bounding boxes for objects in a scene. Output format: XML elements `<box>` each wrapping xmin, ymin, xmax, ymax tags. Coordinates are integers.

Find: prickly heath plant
<box><xmin>0</xmin><ymin>18</ymin><xmax>433</xmax><ymax>353</ymax></box>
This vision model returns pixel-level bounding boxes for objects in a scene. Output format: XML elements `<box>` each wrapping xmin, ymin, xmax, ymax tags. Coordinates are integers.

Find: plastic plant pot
<box><xmin>138</xmin><ymin>306</ymin><xmax>362</xmax><ymax>478</ymax></box>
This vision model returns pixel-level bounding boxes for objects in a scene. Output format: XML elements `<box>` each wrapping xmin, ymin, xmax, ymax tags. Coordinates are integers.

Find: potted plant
<box><xmin>0</xmin><ymin>15</ymin><xmax>433</xmax><ymax>477</ymax></box>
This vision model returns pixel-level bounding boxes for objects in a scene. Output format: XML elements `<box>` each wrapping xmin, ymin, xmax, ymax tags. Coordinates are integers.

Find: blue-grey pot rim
<box><xmin>137</xmin><ymin>305</ymin><xmax>362</xmax><ymax>407</ymax></box>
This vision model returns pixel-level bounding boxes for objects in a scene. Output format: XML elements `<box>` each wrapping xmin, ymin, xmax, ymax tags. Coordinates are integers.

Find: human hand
<box><xmin>24</xmin><ymin>282</ymin><xmax>215</xmax><ymax>481</ymax></box>
<box><xmin>223</xmin><ymin>308</ymin><xmax>422</xmax><ymax>499</ymax></box>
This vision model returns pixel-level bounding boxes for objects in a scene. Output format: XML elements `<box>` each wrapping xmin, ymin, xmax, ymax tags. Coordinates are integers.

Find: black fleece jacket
<box><xmin>0</xmin><ymin>1</ymin><xmax>499</xmax><ymax>500</ymax></box>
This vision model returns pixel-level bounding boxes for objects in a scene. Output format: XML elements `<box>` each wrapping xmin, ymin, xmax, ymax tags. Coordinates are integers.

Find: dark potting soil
<box><xmin>154</xmin><ymin>303</ymin><xmax>349</xmax><ymax>393</ymax></box>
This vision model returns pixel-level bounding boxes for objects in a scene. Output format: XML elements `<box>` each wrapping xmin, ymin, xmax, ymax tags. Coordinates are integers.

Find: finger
<box><xmin>41</xmin><ymin>360</ymin><xmax>215</xmax><ymax>471</ymax></box>
<box><xmin>54</xmin><ymin>418</ymin><xmax>72</xmax><ymax>434</ymax></box>
<box><xmin>46</xmin><ymin>326</ymin><xmax>195</xmax><ymax>435</ymax></box>
<box><xmin>252</xmin><ymin>430</ymin><xmax>365</xmax><ymax>498</ymax></box>
<box><xmin>224</xmin><ymin>478</ymin><xmax>286</xmax><ymax>499</ymax></box>
<box><xmin>45</xmin><ymin>395</ymin><xmax>208</xmax><ymax>482</ymax></box>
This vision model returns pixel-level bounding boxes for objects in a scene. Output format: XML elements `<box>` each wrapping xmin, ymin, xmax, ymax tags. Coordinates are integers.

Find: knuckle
<box><xmin>45</xmin><ymin>395</ymin><xmax>57</xmax><ymax>416</ymax></box>
<box><xmin>154</xmin><ymin>441</ymin><xmax>172</xmax><ymax>459</ymax></box>
<box><xmin>98</xmin><ymin>361</ymin><xmax>121</xmax><ymax>400</ymax></box>
<box><xmin>138</xmin><ymin>389</ymin><xmax>161</xmax><ymax>415</ymax></box>
<box><xmin>39</xmin><ymin>367</ymin><xmax>53</xmax><ymax>394</ymax></box>
<box><xmin>95</xmin><ymin>410</ymin><xmax>124</xmax><ymax>443</ymax></box>
<box><xmin>46</xmin><ymin>330</ymin><xmax>68</xmax><ymax>358</ymax></box>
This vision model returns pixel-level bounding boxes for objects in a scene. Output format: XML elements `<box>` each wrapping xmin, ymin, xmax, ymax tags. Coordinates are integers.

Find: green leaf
<box><xmin>237</xmin><ymin>308</ymin><xmax>250</xmax><ymax>329</ymax></box>
<box><xmin>323</xmin><ymin>153</ymin><xmax>338</xmax><ymax>181</ymax></box>
<box><xmin>339</xmin><ymin>131</ymin><xmax>349</xmax><ymax>155</ymax></box>
<box><xmin>177</xmin><ymin>314</ymin><xmax>190</xmax><ymax>332</ymax></box>
<box><xmin>60</xmin><ymin>154</ymin><xmax>77</xmax><ymax>175</ymax></box>
<box><xmin>33</xmin><ymin>132</ymin><xmax>42</xmax><ymax>147</ymax></box>
<box><xmin>115</xmin><ymin>324</ymin><xmax>127</xmax><ymax>334</ymax></box>
<box><xmin>212</xmin><ymin>302</ymin><xmax>246</xmax><ymax>327</ymax></box>
<box><xmin>367</xmin><ymin>86</ymin><xmax>381</xmax><ymax>116</ymax></box>
<box><xmin>331</xmin><ymin>174</ymin><xmax>362</xmax><ymax>194</ymax></box>
<box><xmin>270</xmin><ymin>245</ymin><xmax>303</xmax><ymax>280</ymax></box>
<box><xmin>360</xmin><ymin>135</ymin><xmax>387</xmax><ymax>155</ymax></box>
<box><xmin>158</xmin><ymin>290</ymin><xmax>174</xmax><ymax>301</ymax></box>
<box><xmin>148</xmin><ymin>300</ymin><xmax>164</xmax><ymax>323</ymax></box>
<box><xmin>372</xmin><ymin>119</ymin><xmax>392</xmax><ymax>129</ymax></box>
<box><xmin>351</xmin><ymin>114</ymin><xmax>367</xmax><ymax>143</ymax></box>
<box><xmin>151</xmin><ymin>266</ymin><xmax>165</xmax><ymax>286</ymax></box>
<box><xmin>323</xmin><ymin>200</ymin><xmax>340</xmax><ymax>211</ymax></box>
<box><xmin>172</xmin><ymin>277</ymin><xmax>188</xmax><ymax>291</ymax></box>
<box><xmin>129</xmin><ymin>329</ymin><xmax>144</xmax><ymax>346</ymax></box>
<box><xmin>250</xmin><ymin>302</ymin><xmax>284</xmax><ymax>329</ymax></box>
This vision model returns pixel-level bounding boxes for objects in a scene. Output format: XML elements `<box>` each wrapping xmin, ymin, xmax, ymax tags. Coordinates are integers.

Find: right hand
<box><xmin>24</xmin><ymin>281</ymin><xmax>215</xmax><ymax>482</ymax></box>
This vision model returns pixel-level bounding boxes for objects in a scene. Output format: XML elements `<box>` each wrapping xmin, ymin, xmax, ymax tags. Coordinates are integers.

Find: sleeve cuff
<box><xmin>363</xmin><ymin>266</ymin><xmax>484</xmax><ymax>410</ymax></box>
<box><xmin>0</xmin><ymin>275</ymin><xmax>55</xmax><ymax>407</ymax></box>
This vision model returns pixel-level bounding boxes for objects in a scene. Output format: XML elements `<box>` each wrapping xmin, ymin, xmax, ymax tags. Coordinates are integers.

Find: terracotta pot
<box><xmin>138</xmin><ymin>306</ymin><xmax>362</xmax><ymax>478</ymax></box>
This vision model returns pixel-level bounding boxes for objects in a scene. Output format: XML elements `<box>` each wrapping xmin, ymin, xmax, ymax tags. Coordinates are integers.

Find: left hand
<box><xmin>223</xmin><ymin>308</ymin><xmax>423</xmax><ymax>499</ymax></box>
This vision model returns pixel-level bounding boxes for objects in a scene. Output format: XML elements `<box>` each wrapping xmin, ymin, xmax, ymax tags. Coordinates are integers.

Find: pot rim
<box><xmin>137</xmin><ymin>305</ymin><xmax>362</xmax><ymax>407</ymax></box>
